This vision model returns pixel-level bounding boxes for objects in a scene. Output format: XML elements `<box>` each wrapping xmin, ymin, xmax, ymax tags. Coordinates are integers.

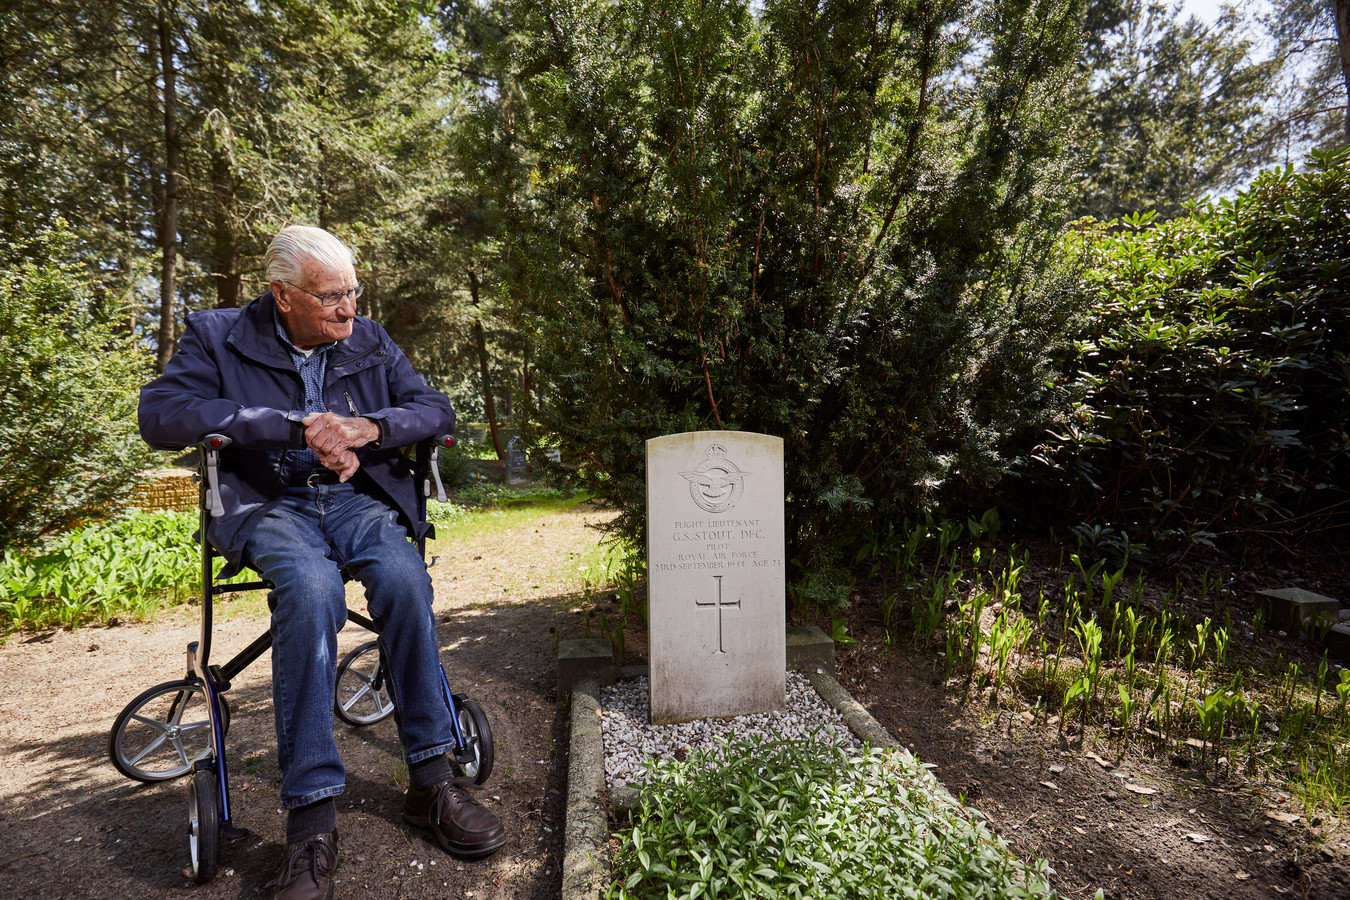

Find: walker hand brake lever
<box><xmin>202</xmin><ymin>434</ymin><xmax>232</xmax><ymax>518</ymax></box>
<box><xmin>427</xmin><ymin>433</ymin><xmax>453</xmax><ymax>503</ymax></box>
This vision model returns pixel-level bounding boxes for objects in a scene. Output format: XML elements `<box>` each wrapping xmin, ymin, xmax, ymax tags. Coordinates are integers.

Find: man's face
<box><xmin>271</xmin><ymin>259</ymin><xmax>359</xmax><ymax>350</ymax></box>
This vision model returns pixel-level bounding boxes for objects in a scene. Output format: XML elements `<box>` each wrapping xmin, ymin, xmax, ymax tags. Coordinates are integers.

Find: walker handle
<box><xmin>202</xmin><ymin>434</ymin><xmax>232</xmax><ymax>518</ymax></box>
<box><xmin>426</xmin><ymin>433</ymin><xmax>454</xmax><ymax>503</ymax></box>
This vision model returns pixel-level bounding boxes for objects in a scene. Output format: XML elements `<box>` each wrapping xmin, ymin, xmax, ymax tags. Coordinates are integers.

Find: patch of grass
<box><xmin>1015</xmin><ymin>660</ymin><xmax>1083</xmax><ymax>712</ymax></box>
<box><xmin>431</xmin><ymin>492</ymin><xmax>596</xmax><ymax>544</ymax></box>
<box><xmin>426</xmin><ymin>498</ymin><xmax>472</xmax><ymax>530</ymax></box>
<box><xmin>1292</xmin><ymin>738</ymin><xmax>1350</xmax><ymax>819</ymax></box>
<box><xmin>452</xmin><ymin>481</ymin><xmax>578</xmax><ymax>509</ymax></box>
<box><xmin>611</xmin><ymin>737</ymin><xmax>1057</xmax><ymax>900</ymax></box>
<box><xmin>578</xmin><ymin>538</ymin><xmax>645</xmax><ymax>662</ymax></box>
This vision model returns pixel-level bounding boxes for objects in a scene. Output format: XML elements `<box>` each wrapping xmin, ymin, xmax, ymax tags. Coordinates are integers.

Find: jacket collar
<box><xmin>227</xmin><ymin>291</ymin><xmax>378</xmax><ymax>369</ymax></box>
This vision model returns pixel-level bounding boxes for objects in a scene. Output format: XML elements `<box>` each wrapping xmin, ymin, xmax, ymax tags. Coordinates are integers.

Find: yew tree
<box><xmin>481</xmin><ymin>0</ymin><xmax>1087</xmax><ymax>566</ymax></box>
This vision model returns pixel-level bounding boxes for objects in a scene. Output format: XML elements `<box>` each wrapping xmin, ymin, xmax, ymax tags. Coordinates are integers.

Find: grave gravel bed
<box><xmin>599</xmin><ymin>671</ymin><xmax>862</xmax><ymax>792</ymax></box>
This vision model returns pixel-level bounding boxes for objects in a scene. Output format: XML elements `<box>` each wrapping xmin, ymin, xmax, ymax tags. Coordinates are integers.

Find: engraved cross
<box><xmin>695</xmin><ymin>575</ymin><xmax>740</xmax><ymax>654</ymax></box>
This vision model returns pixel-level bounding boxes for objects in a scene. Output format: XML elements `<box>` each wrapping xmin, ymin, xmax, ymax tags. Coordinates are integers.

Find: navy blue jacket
<box><xmin>139</xmin><ymin>291</ymin><xmax>454</xmax><ymax>574</ymax></box>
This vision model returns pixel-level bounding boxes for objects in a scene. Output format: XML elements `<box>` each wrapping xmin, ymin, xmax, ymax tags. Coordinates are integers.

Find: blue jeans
<box><xmin>243</xmin><ymin>482</ymin><xmax>457</xmax><ymax>809</ymax></box>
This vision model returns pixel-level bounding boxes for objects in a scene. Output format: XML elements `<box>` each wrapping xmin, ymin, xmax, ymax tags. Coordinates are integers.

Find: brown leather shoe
<box><xmin>273</xmin><ymin>831</ymin><xmax>338</xmax><ymax>900</ymax></box>
<box><xmin>403</xmin><ymin>777</ymin><xmax>506</xmax><ymax>859</ymax></box>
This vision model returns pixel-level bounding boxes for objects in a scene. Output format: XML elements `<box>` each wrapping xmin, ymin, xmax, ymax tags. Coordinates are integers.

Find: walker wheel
<box><xmin>188</xmin><ymin>763</ymin><xmax>221</xmax><ymax>884</ymax></box>
<box><xmin>334</xmin><ymin>641</ymin><xmax>396</xmax><ymax>726</ymax></box>
<box><xmin>109</xmin><ymin>679</ymin><xmax>230</xmax><ymax>782</ymax></box>
<box><xmin>452</xmin><ymin>695</ymin><xmax>494</xmax><ymax>785</ymax></box>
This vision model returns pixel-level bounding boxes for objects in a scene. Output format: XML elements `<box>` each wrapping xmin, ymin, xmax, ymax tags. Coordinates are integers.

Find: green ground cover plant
<box><xmin>610</xmin><ymin>738</ymin><xmax>1058</xmax><ymax>900</ymax></box>
<box><xmin>850</xmin><ymin>514</ymin><xmax>1350</xmax><ymax>817</ymax></box>
<box><xmin>0</xmin><ymin>509</ymin><xmax>233</xmax><ymax>633</ymax></box>
<box><xmin>0</xmin><ymin>497</ymin><xmax>486</xmax><ymax>635</ymax></box>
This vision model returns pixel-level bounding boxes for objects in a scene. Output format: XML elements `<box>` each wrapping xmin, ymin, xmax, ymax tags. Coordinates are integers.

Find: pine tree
<box><xmin>1074</xmin><ymin>0</ymin><xmax>1283</xmax><ymax>220</ymax></box>
<box><xmin>0</xmin><ymin>0</ymin><xmax>463</xmax><ymax>368</ymax></box>
<box><xmin>1266</xmin><ymin>0</ymin><xmax>1350</xmax><ymax>149</ymax></box>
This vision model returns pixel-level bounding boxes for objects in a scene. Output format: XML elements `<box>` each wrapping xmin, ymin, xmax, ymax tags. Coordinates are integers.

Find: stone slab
<box><xmin>646</xmin><ymin>432</ymin><xmax>786</xmax><ymax>724</ymax></box>
<box><xmin>557</xmin><ymin>638</ymin><xmax>615</xmax><ymax>693</ymax></box>
<box><xmin>1326</xmin><ymin>623</ymin><xmax>1350</xmax><ymax>662</ymax></box>
<box><xmin>805</xmin><ymin>669</ymin><xmax>901</xmax><ymax>751</ymax></box>
<box><xmin>786</xmin><ymin>624</ymin><xmax>835</xmax><ymax>673</ymax></box>
<box><xmin>1255</xmin><ymin>588</ymin><xmax>1341</xmax><ymax>636</ymax></box>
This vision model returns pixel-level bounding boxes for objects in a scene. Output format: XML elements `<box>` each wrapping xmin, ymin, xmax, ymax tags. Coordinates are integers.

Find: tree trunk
<box><xmin>317</xmin><ymin>136</ymin><xmax>330</xmax><ymax>230</ymax></box>
<box><xmin>469</xmin><ymin>268</ymin><xmax>504</xmax><ymax>460</ymax></box>
<box><xmin>521</xmin><ymin>341</ymin><xmax>534</xmax><ymax>415</ymax></box>
<box><xmin>155</xmin><ymin>1</ymin><xmax>180</xmax><ymax>372</ymax></box>
<box><xmin>210</xmin><ymin>148</ymin><xmax>244</xmax><ymax>308</ymax></box>
<box><xmin>118</xmin><ymin>131</ymin><xmax>137</xmax><ymax>334</ymax></box>
<box><xmin>1336</xmin><ymin>0</ymin><xmax>1350</xmax><ymax>143</ymax></box>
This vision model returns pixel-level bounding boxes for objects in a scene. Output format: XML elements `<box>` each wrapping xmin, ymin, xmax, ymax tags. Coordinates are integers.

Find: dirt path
<box><xmin>0</xmin><ymin>502</ymin><xmax>615</xmax><ymax>900</ymax></box>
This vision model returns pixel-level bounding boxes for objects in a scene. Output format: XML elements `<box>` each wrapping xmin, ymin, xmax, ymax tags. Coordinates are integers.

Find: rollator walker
<box><xmin>107</xmin><ymin>432</ymin><xmax>493</xmax><ymax>884</ymax></box>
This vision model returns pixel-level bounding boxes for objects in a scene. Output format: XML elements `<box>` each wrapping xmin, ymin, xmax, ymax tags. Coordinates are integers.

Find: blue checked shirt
<box><xmin>273</xmin><ymin>308</ymin><xmax>333</xmax><ymax>474</ymax></box>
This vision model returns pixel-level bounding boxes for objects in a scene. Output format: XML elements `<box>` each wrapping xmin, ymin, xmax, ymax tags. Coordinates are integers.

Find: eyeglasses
<box><xmin>283</xmin><ymin>281</ymin><xmax>365</xmax><ymax>308</ymax></box>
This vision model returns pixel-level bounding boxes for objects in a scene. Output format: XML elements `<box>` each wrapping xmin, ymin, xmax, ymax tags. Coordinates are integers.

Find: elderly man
<box><xmin>139</xmin><ymin>225</ymin><xmax>504</xmax><ymax>900</ymax></box>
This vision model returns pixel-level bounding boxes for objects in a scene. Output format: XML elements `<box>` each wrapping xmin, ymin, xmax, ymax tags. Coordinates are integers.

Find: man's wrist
<box><xmin>361</xmin><ymin>417</ymin><xmax>383</xmax><ymax>447</ymax></box>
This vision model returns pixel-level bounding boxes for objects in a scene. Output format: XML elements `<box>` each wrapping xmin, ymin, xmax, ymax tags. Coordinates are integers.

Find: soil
<box><xmin>3</xmin><ymin>506</ymin><xmax>1349</xmax><ymax>900</ymax></box>
<box><xmin>828</xmin><ymin>650</ymin><xmax>1350</xmax><ymax>900</ymax></box>
<box><xmin>0</xmin><ymin>501</ymin><xmax>616</xmax><ymax>900</ymax></box>
<box><xmin>819</xmin><ymin>538</ymin><xmax>1350</xmax><ymax>900</ymax></box>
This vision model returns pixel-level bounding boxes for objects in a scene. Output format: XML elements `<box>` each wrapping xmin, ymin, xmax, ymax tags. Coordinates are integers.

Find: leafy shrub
<box><xmin>486</xmin><ymin>0</ymin><xmax>1086</xmax><ymax>563</ymax></box>
<box><xmin>1024</xmin><ymin>149</ymin><xmax>1350</xmax><ymax>550</ymax></box>
<box><xmin>0</xmin><ymin>225</ymin><xmax>157</xmax><ymax>551</ymax></box>
<box><xmin>437</xmin><ymin>438</ymin><xmax>486</xmax><ymax>491</ymax></box>
<box><xmin>611</xmin><ymin>738</ymin><xmax>1056</xmax><ymax>899</ymax></box>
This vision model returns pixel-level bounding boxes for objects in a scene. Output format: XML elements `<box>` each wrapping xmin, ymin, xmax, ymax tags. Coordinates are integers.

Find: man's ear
<box><xmin>270</xmin><ymin>280</ymin><xmax>291</xmax><ymax>313</ymax></box>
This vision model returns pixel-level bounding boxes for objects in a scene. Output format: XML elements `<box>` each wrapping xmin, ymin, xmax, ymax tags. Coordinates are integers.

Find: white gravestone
<box><xmin>646</xmin><ymin>432</ymin><xmax>786</xmax><ymax>724</ymax></box>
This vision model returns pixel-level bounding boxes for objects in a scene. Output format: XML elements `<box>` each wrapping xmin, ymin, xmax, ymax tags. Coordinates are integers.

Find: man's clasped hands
<box><xmin>302</xmin><ymin>412</ymin><xmax>381</xmax><ymax>482</ymax></box>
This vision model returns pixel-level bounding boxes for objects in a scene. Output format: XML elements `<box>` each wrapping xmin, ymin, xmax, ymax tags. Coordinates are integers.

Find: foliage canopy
<box><xmin>486</xmin><ymin>0</ymin><xmax>1087</xmax><ymax>567</ymax></box>
<box><xmin>1073</xmin><ymin>0</ymin><xmax>1284</xmax><ymax>221</ymax></box>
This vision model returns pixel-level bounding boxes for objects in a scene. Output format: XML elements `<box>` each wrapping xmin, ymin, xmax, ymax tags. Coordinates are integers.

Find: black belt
<box><xmin>289</xmin><ymin>469</ymin><xmax>341</xmax><ymax>487</ymax></box>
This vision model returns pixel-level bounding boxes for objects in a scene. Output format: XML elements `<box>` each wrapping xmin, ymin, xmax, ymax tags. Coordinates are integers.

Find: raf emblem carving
<box><xmin>680</xmin><ymin>442</ymin><xmax>747</xmax><ymax>514</ymax></box>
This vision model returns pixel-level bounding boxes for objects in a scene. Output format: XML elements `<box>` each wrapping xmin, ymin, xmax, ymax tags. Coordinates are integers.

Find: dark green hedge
<box><xmin>1023</xmin><ymin>149</ymin><xmax>1350</xmax><ymax>553</ymax></box>
<box><xmin>494</xmin><ymin>0</ymin><xmax>1086</xmax><ymax>571</ymax></box>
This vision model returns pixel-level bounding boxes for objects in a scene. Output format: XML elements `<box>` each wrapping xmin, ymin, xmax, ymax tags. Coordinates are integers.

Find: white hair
<box><xmin>265</xmin><ymin>225</ymin><xmax>355</xmax><ymax>284</ymax></box>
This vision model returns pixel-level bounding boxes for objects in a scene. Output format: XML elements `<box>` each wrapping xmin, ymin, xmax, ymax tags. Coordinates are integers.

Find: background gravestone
<box><xmin>506</xmin><ymin>436</ymin><xmax>528</xmax><ymax>484</ymax></box>
<box><xmin>646</xmin><ymin>432</ymin><xmax>786</xmax><ymax>724</ymax></box>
